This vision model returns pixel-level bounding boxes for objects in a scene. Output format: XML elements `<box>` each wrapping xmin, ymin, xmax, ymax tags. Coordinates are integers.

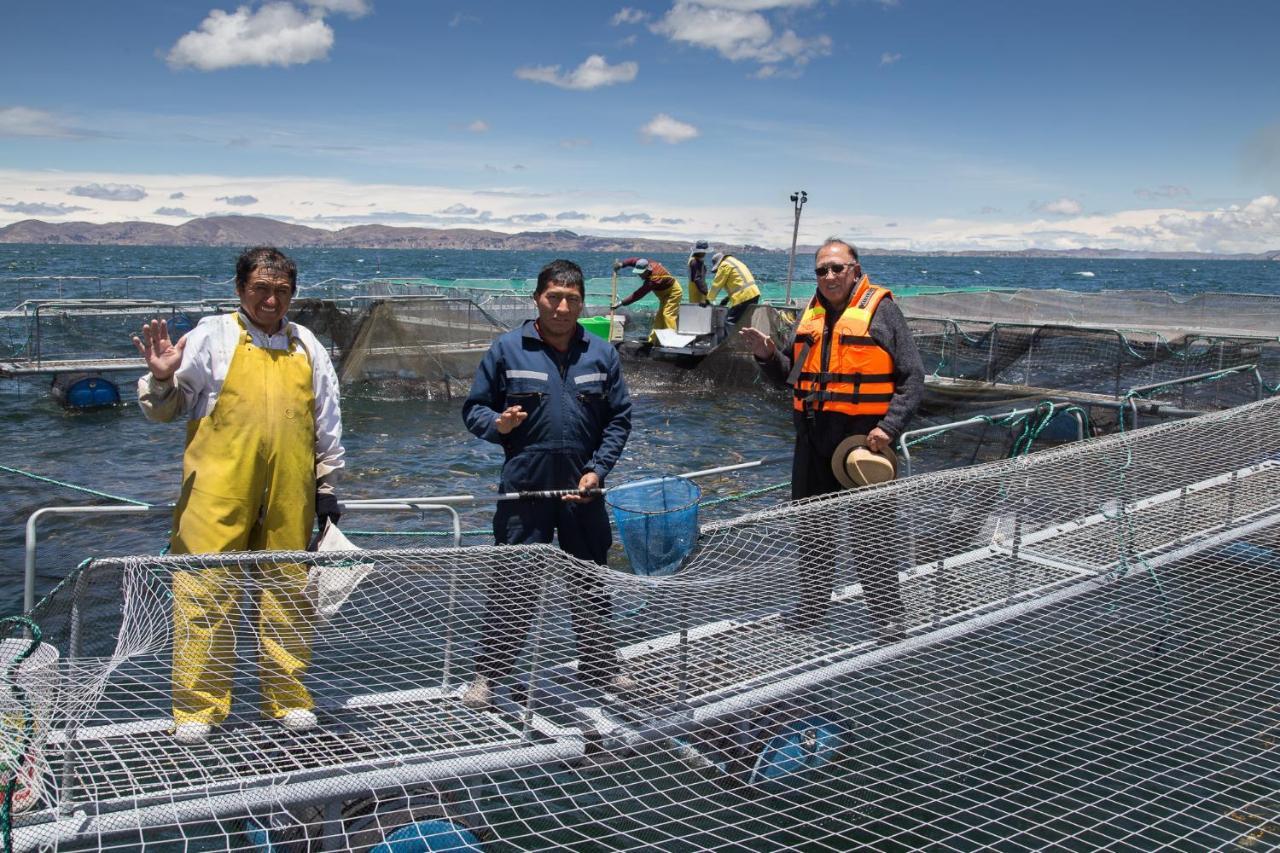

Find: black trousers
<box><xmin>790</xmin><ymin>411</ymin><xmax>906</xmax><ymax>635</ymax></box>
<box><xmin>725</xmin><ymin>295</ymin><xmax>760</xmax><ymax>327</ymax></box>
<box><xmin>473</xmin><ymin>497</ymin><xmax>619</xmax><ymax>685</ymax></box>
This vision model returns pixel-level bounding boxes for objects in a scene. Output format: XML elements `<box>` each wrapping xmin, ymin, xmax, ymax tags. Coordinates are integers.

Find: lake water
<box><xmin>2</xmin><ymin>245</ymin><xmax>1277</xmax><ymax>615</ymax></box>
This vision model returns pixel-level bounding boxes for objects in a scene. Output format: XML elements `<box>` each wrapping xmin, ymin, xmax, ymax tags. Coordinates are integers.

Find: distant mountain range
<box><xmin>1</xmin><ymin>215</ymin><xmax>1277</xmax><ymax>260</ymax></box>
<box><xmin>0</xmin><ymin>216</ymin><xmax>767</xmax><ymax>255</ymax></box>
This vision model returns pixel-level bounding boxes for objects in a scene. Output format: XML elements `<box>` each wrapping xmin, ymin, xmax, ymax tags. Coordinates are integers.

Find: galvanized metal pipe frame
<box><xmin>897</xmin><ymin>404</ymin><xmax>1087</xmax><ymax>478</ymax></box>
<box><xmin>1126</xmin><ymin>362</ymin><xmax>1263</xmax><ymax>429</ymax></box>
<box><xmin>24</xmin><ymin>501</ymin><xmax>462</xmax><ymax>613</ymax></box>
<box><xmin>14</xmin><ymin>738</ymin><xmax>585</xmax><ymax>853</ymax></box>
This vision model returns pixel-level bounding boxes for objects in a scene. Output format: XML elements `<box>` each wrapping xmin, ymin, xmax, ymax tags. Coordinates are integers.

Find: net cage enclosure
<box><xmin>891</xmin><ymin>288</ymin><xmax>1280</xmax><ymax>419</ymax></box>
<box><xmin>5</xmin><ymin>392</ymin><xmax>1280</xmax><ymax>851</ymax></box>
<box><xmin>645</xmin><ymin>289</ymin><xmax>1280</xmax><ymax>424</ymax></box>
<box><xmin>336</xmin><ymin>296</ymin><xmax>511</xmax><ymax>401</ymax></box>
<box><xmin>0</xmin><ymin>293</ymin><xmax>362</xmax><ymax>403</ymax></box>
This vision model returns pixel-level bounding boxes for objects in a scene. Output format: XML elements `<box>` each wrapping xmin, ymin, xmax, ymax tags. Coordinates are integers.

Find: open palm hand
<box><xmin>132</xmin><ymin>319</ymin><xmax>187</xmax><ymax>381</ymax></box>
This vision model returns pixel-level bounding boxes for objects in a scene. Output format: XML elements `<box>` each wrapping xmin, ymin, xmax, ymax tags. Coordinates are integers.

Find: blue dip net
<box><xmin>605</xmin><ymin>476</ymin><xmax>701</xmax><ymax>577</ymax></box>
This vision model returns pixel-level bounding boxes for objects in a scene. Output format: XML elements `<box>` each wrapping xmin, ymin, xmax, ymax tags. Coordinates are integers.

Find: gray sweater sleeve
<box><xmin>755</xmin><ymin>326</ymin><xmax>796</xmax><ymax>387</ymax></box>
<box><xmin>868</xmin><ymin>299</ymin><xmax>925</xmax><ymax>440</ymax></box>
<box><xmin>754</xmin><ymin>299</ymin><xmax>924</xmax><ymax>439</ymax></box>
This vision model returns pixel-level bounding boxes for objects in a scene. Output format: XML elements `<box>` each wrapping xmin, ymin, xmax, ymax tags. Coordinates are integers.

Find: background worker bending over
<box><xmin>612</xmin><ymin>257</ymin><xmax>684</xmax><ymax>345</ymax></box>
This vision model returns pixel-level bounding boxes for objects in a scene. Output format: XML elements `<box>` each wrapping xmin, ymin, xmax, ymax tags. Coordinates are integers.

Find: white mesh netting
<box><xmin>6</xmin><ymin>395</ymin><xmax>1280</xmax><ymax>850</ymax></box>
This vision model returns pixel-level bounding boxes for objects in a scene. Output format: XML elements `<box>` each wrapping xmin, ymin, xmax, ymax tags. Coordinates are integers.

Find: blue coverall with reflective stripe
<box><xmin>462</xmin><ymin>319</ymin><xmax>633</xmax><ymax>684</ymax></box>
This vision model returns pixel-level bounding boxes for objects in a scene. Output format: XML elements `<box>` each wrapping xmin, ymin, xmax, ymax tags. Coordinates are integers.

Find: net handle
<box><xmin>349</xmin><ymin>454</ymin><xmax>789</xmax><ymax>506</ymax></box>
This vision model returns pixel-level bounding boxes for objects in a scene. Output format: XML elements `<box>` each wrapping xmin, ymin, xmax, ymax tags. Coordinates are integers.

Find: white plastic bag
<box><xmin>304</xmin><ymin>523</ymin><xmax>373</xmax><ymax>620</ymax></box>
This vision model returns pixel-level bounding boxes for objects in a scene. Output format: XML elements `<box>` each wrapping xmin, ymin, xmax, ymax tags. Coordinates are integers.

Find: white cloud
<box><xmin>515</xmin><ymin>55</ymin><xmax>638</xmax><ymax>90</ymax></box>
<box><xmin>305</xmin><ymin>0</ymin><xmax>370</xmax><ymax>17</ymax></box>
<box><xmin>167</xmin><ymin>3</ymin><xmax>339</xmax><ymax>71</ymax></box>
<box><xmin>0</xmin><ymin>201</ymin><xmax>90</xmax><ymax>216</ymax></box>
<box><xmin>559</xmin><ymin>137</ymin><xmax>592</xmax><ymax>149</ymax></box>
<box><xmin>651</xmin><ymin>1</ymin><xmax>830</xmax><ymax>66</ymax></box>
<box><xmin>466</xmin><ymin>119</ymin><xmax>490</xmax><ymax>133</ymax></box>
<box><xmin>69</xmin><ymin>183</ymin><xmax>147</xmax><ymax>201</ymax></box>
<box><xmin>0</xmin><ymin>106</ymin><xmax>84</xmax><ymax>139</ymax></box>
<box><xmin>439</xmin><ymin>203</ymin><xmax>479</xmax><ymax>215</ymax></box>
<box><xmin>5</xmin><ymin>168</ymin><xmax>1277</xmax><ymax>254</ymax></box>
<box><xmin>1038</xmin><ymin>197</ymin><xmax>1083</xmax><ymax>215</ymax></box>
<box><xmin>449</xmin><ymin>11</ymin><xmax>480</xmax><ymax>27</ymax></box>
<box><xmin>601</xmin><ymin>212</ymin><xmax>653</xmax><ymax>223</ymax></box>
<box><xmin>216</xmin><ymin>194</ymin><xmax>258</xmax><ymax>205</ymax></box>
<box><xmin>641</xmin><ymin>113</ymin><xmax>699</xmax><ymax>144</ymax></box>
<box><xmin>1147</xmin><ymin>194</ymin><xmax>1280</xmax><ymax>254</ymax></box>
<box><xmin>690</xmin><ymin>0</ymin><xmax>819</xmax><ymax>9</ymax></box>
<box><xmin>880</xmin><ymin>51</ymin><xmax>901</xmax><ymax>66</ymax></box>
<box><xmin>612</xmin><ymin>7</ymin><xmax>648</xmax><ymax>24</ymax></box>
<box><xmin>750</xmin><ymin>64</ymin><xmax>802</xmax><ymax>79</ymax></box>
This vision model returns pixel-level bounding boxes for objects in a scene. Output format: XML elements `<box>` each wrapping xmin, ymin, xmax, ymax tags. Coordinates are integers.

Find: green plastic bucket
<box><xmin>578</xmin><ymin>316</ymin><xmax>613</xmax><ymax>340</ymax></box>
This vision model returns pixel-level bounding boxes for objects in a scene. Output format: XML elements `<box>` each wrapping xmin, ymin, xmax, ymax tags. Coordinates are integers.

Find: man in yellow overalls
<box><xmin>134</xmin><ymin>246</ymin><xmax>345</xmax><ymax>744</ymax></box>
<box><xmin>612</xmin><ymin>257</ymin><xmax>684</xmax><ymax>345</ymax></box>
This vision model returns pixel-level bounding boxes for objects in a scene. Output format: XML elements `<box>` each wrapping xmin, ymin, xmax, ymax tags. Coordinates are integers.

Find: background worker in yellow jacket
<box><xmin>706</xmin><ymin>251</ymin><xmax>762</xmax><ymax>327</ymax></box>
<box><xmin>134</xmin><ymin>246</ymin><xmax>345</xmax><ymax>744</ymax></box>
<box><xmin>612</xmin><ymin>257</ymin><xmax>683</xmax><ymax>345</ymax></box>
<box><xmin>742</xmin><ymin>238</ymin><xmax>923</xmax><ymax>644</ymax></box>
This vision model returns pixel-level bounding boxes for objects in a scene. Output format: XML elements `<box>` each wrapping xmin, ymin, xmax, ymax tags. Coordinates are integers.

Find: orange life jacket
<box><xmin>789</xmin><ymin>277</ymin><xmax>896</xmax><ymax>416</ymax></box>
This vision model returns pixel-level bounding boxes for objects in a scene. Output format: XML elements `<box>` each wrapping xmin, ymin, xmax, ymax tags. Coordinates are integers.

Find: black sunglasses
<box><xmin>815</xmin><ymin>263</ymin><xmax>856</xmax><ymax>277</ymax></box>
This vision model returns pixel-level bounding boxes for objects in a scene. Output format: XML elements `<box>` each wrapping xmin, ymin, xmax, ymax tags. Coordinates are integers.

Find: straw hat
<box><xmin>831</xmin><ymin>434</ymin><xmax>897</xmax><ymax>489</ymax></box>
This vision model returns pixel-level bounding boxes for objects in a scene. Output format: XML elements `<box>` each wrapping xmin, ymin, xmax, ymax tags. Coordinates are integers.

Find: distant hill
<box><xmin>0</xmin><ymin>216</ymin><xmax>771</xmax><ymax>256</ymax></box>
<box><xmin>0</xmin><ymin>216</ymin><xmax>1276</xmax><ymax>260</ymax></box>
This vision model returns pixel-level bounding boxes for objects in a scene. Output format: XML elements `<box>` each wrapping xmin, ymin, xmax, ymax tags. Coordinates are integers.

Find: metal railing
<box><xmin>24</xmin><ymin>501</ymin><xmax>461</xmax><ymax>613</ymax></box>
<box><xmin>897</xmin><ymin>405</ymin><xmax>1087</xmax><ymax>478</ymax></box>
<box><xmin>1125</xmin><ymin>363</ymin><xmax>1264</xmax><ymax>429</ymax></box>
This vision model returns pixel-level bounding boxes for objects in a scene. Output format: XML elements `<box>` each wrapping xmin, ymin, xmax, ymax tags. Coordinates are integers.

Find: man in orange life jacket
<box><xmin>742</xmin><ymin>238</ymin><xmax>924</xmax><ymax>640</ymax></box>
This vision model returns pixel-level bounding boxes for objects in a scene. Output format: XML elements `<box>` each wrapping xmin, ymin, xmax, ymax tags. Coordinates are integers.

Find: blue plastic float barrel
<box><xmin>169</xmin><ymin>313</ymin><xmax>195</xmax><ymax>337</ymax></box>
<box><xmin>748</xmin><ymin>715</ymin><xmax>845</xmax><ymax>789</ymax></box>
<box><xmin>50</xmin><ymin>373</ymin><xmax>121</xmax><ymax>409</ymax></box>
<box><xmin>369</xmin><ymin>819</ymin><xmax>484</xmax><ymax>852</ymax></box>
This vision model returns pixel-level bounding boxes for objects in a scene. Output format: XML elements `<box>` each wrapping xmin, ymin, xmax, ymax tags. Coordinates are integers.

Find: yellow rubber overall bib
<box><xmin>648</xmin><ymin>279</ymin><xmax>684</xmax><ymax>344</ymax></box>
<box><xmin>170</xmin><ymin>317</ymin><xmax>317</xmax><ymax>726</ymax></box>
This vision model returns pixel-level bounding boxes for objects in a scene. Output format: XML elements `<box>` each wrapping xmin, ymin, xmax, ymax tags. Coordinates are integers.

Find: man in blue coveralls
<box><xmin>461</xmin><ymin>259</ymin><xmax>634</xmax><ymax>708</ymax></box>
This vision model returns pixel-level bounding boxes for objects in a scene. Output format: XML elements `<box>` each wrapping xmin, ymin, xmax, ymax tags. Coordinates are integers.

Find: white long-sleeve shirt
<box><xmin>137</xmin><ymin>310</ymin><xmax>345</xmax><ymax>482</ymax></box>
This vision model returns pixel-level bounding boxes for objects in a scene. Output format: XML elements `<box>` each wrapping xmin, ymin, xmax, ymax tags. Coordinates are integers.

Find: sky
<box><xmin>2</xmin><ymin>0</ymin><xmax>1279</xmax><ymax>252</ymax></box>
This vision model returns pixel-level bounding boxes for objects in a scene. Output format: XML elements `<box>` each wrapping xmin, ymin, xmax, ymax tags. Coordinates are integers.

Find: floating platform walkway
<box><xmin>9</xmin><ymin>396</ymin><xmax>1280</xmax><ymax>850</ymax></box>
